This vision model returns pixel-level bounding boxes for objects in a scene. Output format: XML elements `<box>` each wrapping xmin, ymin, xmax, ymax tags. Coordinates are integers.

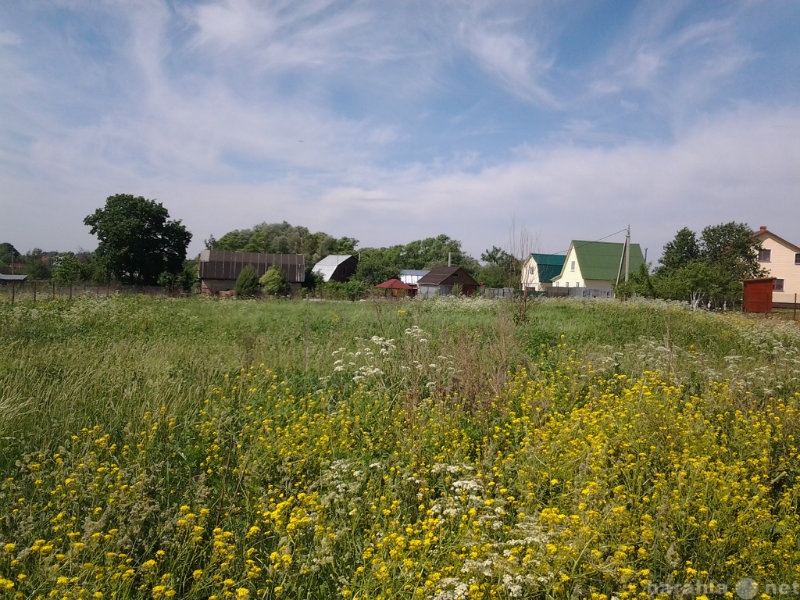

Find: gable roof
<box><xmin>417</xmin><ymin>266</ymin><xmax>479</xmax><ymax>286</ymax></box>
<box><xmin>568</xmin><ymin>241</ymin><xmax>646</xmax><ymax>281</ymax></box>
<box><xmin>752</xmin><ymin>227</ymin><xmax>800</xmax><ymax>252</ymax></box>
<box><xmin>529</xmin><ymin>253</ymin><xmax>567</xmax><ymax>284</ymax></box>
<box><xmin>375</xmin><ymin>277</ymin><xmax>415</xmax><ymax>290</ymax></box>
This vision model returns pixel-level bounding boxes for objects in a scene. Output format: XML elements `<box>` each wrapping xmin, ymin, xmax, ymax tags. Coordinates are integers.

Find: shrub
<box><xmin>234</xmin><ymin>264</ymin><xmax>260</xmax><ymax>298</ymax></box>
<box><xmin>259</xmin><ymin>266</ymin><xmax>289</xmax><ymax>297</ymax></box>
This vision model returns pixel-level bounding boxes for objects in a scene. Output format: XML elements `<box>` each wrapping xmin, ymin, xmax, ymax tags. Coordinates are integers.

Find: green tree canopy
<box><xmin>479</xmin><ymin>246</ymin><xmax>520</xmax><ymax>288</ymax></box>
<box><xmin>0</xmin><ymin>242</ymin><xmax>19</xmax><ymax>267</ymax></box>
<box><xmin>653</xmin><ymin>222</ymin><xmax>764</xmax><ymax>307</ymax></box>
<box><xmin>84</xmin><ymin>194</ymin><xmax>192</xmax><ymax>285</ymax></box>
<box><xmin>211</xmin><ymin>222</ymin><xmax>357</xmax><ymax>266</ymax></box>
<box><xmin>24</xmin><ymin>249</ymin><xmax>53</xmax><ymax>280</ymax></box>
<box><xmin>657</xmin><ymin>227</ymin><xmax>700</xmax><ymax>274</ymax></box>
<box><xmin>354</xmin><ymin>235</ymin><xmax>479</xmax><ymax>286</ymax></box>
<box><xmin>51</xmin><ymin>253</ymin><xmax>82</xmax><ymax>286</ymax></box>
<box><xmin>699</xmin><ymin>222</ymin><xmax>763</xmax><ymax>281</ymax></box>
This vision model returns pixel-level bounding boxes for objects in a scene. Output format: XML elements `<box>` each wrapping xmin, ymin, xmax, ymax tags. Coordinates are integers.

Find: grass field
<box><xmin>1</xmin><ymin>295</ymin><xmax>799</xmax><ymax>599</ymax></box>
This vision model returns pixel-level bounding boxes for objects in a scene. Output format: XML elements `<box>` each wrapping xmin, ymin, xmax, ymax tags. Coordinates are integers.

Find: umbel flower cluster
<box><xmin>2</xmin><ymin>313</ymin><xmax>800</xmax><ymax>598</ymax></box>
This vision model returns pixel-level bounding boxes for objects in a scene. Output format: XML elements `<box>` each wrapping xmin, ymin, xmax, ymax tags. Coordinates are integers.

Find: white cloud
<box><xmin>1</xmin><ymin>1</ymin><xmax>798</xmax><ymax>265</ymax></box>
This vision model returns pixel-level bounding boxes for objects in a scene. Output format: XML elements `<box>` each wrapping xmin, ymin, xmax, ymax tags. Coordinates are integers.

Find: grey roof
<box><xmin>0</xmin><ymin>273</ymin><xmax>27</xmax><ymax>282</ymax></box>
<box><xmin>398</xmin><ymin>269</ymin><xmax>429</xmax><ymax>286</ymax></box>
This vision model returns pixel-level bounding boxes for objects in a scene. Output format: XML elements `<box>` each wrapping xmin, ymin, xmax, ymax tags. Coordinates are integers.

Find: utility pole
<box><xmin>624</xmin><ymin>225</ymin><xmax>631</xmax><ymax>283</ymax></box>
<box><xmin>615</xmin><ymin>225</ymin><xmax>632</xmax><ymax>287</ymax></box>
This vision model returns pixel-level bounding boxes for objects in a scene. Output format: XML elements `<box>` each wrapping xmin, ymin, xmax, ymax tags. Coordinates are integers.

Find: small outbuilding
<box><xmin>375</xmin><ymin>277</ymin><xmax>416</xmax><ymax>298</ymax></box>
<box><xmin>417</xmin><ymin>266</ymin><xmax>480</xmax><ymax>298</ymax></box>
<box><xmin>742</xmin><ymin>277</ymin><xmax>775</xmax><ymax>313</ymax></box>
<box><xmin>0</xmin><ymin>274</ymin><xmax>28</xmax><ymax>283</ymax></box>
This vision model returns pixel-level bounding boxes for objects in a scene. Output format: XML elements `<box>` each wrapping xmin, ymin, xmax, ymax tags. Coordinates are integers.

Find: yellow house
<box><xmin>753</xmin><ymin>226</ymin><xmax>800</xmax><ymax>304</ymax></box>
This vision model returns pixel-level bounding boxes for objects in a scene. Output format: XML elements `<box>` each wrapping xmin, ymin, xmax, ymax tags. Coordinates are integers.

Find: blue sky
<box><xmin>2</xmin><ymin>0</ymin><xmax>799</xmax><ymax>262</ymax></box>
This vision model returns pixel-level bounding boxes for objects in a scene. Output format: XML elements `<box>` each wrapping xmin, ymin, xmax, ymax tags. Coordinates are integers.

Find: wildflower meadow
<box><xmin>1</xmin><ymin>295</ymin><xmax>799</xmax><ymax>599</ymax></box>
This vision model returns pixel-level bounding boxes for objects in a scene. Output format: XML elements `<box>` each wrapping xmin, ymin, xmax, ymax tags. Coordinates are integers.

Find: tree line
<box><xmin>617</xmin><ymin>222</ymin><xmax>764</xmax><ymax>308</ymax></box>
<box><xmin>1</xmin><ymin>193</ymin><xmax>766</xmax><ymax>305</ymax></box>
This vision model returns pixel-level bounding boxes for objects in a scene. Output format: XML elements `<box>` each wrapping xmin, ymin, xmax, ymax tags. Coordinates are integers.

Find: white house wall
<box><xmin>521</xmin><ymin>256</ymin><xmax>545</xmax><ymax>290</ymax></box>
<box><xmin>552</xmin><ymin>247</ymin><xmax>586</xmax><ymax>289</ymax></box>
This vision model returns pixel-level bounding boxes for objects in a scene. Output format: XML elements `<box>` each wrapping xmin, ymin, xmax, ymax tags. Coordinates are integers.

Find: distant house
<box><xmin>399</xmin><ymin>269</ymin><xmax>429</xmax><ymax>286</ymax></box>
<box><xmin>551</xmin><ymin>240</ymin><xmax>645</xmax><ymax>296</ymax></box>
<box><xmin>312</xmin><ymin>255</ymin><xmax>358</xmax><ymax>283</ymax></box>
<box><xmin>520</xmin><ymin>253</ymin><xmax>566</xmax><ymax>292</ymax></box>
<box><xmin>752</xmin><ymin>226</ymin><xmax>800</xmax><ymax>305</ymax></box>
<box><xmin>198</xmin><ymin>250</ymin><xmax>305</xmax><ymax>295</ymax></box>
<box><xmin>417</xmin><ymin>266</ymin><xmax>480</xmax><ymax>298</ymax></box>
<box><xmin>398</xmin><ymin>269</ymin><xmax>429</xmax><ymax>293</ymax></box>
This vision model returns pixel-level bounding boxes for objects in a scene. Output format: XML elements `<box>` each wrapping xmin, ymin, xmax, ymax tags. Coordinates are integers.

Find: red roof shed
<box><xmin>375</xmin><ymin>277</ymin><xmax>416</xmax><ymax>297</ymax></box>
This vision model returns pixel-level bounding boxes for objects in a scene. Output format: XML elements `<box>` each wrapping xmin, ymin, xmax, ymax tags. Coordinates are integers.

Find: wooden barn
<box><xmin>312</xmin><ymin>255</ymin><xmax>358</xmax><ymax>282</ymax></box>
<box><xmin>198</xmin><ymin>250</ymin><xmax>305</xmax><ymax>295</ymax></box>
<box><xmin>417</xmin><ymin>266</ymin><xmax>480</xmax><ymax>298</ymax></box>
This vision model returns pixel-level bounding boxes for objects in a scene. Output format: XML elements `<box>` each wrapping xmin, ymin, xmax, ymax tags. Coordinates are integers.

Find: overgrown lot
<box><xmin>1</xmin><ymin>296</ymin><xmax>799</xmax><ymax>599</ymax></box>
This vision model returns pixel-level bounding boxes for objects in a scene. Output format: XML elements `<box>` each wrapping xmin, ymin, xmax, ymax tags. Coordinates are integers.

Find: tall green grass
<box><xmin>3</xmin><ymin>295</ymin><xmax>797</xmax><ymax>469</ymax></box>
<box><xmin>1</xmin><ymin>295</ymin><xmax>799</xmax><ymax>598</ymax></box>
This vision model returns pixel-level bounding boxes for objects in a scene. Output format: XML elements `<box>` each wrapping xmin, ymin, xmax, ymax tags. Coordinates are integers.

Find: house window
<box><xmin>758</xmin><ymin>249</ymin><xmax>771</xmax><ymax>262</ymax></box>
<box><xmin>795</xmin><ymin>253</ymin><xmax>800</xmax><ymax>265</ymax></box>
<box><xmin>570</xmin><ymin>261</ymin><xmax>575</xmax><ymax>272</ymax></box>
<box><xmin>774</xmin><ymin>279</ymin><xmax>784</xmax><ymax>292</ymax></box>
<box><xmin>528</xmin><ymin>266</ymin><xmax>535</xmax><ymax>275</ymax></box>
<box><xmin>565</xmin><ymin>282</ymin><xmax>570</xmax><ymax>288</ymax></box>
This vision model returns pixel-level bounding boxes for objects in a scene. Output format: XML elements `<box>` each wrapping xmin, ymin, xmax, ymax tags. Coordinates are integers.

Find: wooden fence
<box><xmin>0</xmin><ymin>281</ymin><xmax>176</xmax><ymax>304</ymax></box>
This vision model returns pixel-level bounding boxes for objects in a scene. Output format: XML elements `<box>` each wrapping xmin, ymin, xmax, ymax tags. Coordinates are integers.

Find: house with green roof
<box><xmin>521</xmin><ymin>253</ymin><xmax>567</xmax><ymax>292</ymax></box>
<box><xmin>551</xmin><ymin>240</ymin><xmax>645</xmax><ymax>295</ymax></box>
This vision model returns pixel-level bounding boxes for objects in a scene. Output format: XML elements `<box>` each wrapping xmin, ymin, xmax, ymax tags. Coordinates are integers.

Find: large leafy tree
<box><xmin>699</xmin><ymin>221</ymin><xmax>763</xmax><ymax>282</ymax></box>
<box><xmin>657</xmin><ymin>227</ymin><xmax>700</xmax><ymax>274</ymax></box>
<box><xmin>479</xmin><ymin>246</ymin><xmax>520</xmax><ymax>288</ymax></box>
<box><xmin>84</xmin><ymin>194</ymin><xmax>192</xmax><ymax>285</ymax></box>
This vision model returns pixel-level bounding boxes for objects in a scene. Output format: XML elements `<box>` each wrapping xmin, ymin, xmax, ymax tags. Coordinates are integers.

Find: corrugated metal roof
<box><xmin>0</xmin><ymin>274</ymin><xmax>27</xmax><ymax>282</ymax></box>
<box><xmin>398</xmin><ymin>269</ymin><xmax>429</xmax><ymax>286</ymax></box>
<box><xmin>199</xmin><ymin>250</ymin><xmax>305</xmax><ymax>283</ymax></box>
<box><xmin>529</xmin><ymin>253</ymin><xmax>567</xmax><ymax>284</ymax></box>
<box><xmin>568</xmin><ymin>241</ymin><xmax>645</xmax><ymax>281</ymax></box>
<box><xmin>312</xmin><ymin>255</ymin><xmax>356</xmax><ymax>282</ymax></box>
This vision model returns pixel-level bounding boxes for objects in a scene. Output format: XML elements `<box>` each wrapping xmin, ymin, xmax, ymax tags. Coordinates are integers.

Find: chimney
<box><xmin>759</xmin><ymin>226</ymin><xmax>767</xmax><ymax>231</ymax></box>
